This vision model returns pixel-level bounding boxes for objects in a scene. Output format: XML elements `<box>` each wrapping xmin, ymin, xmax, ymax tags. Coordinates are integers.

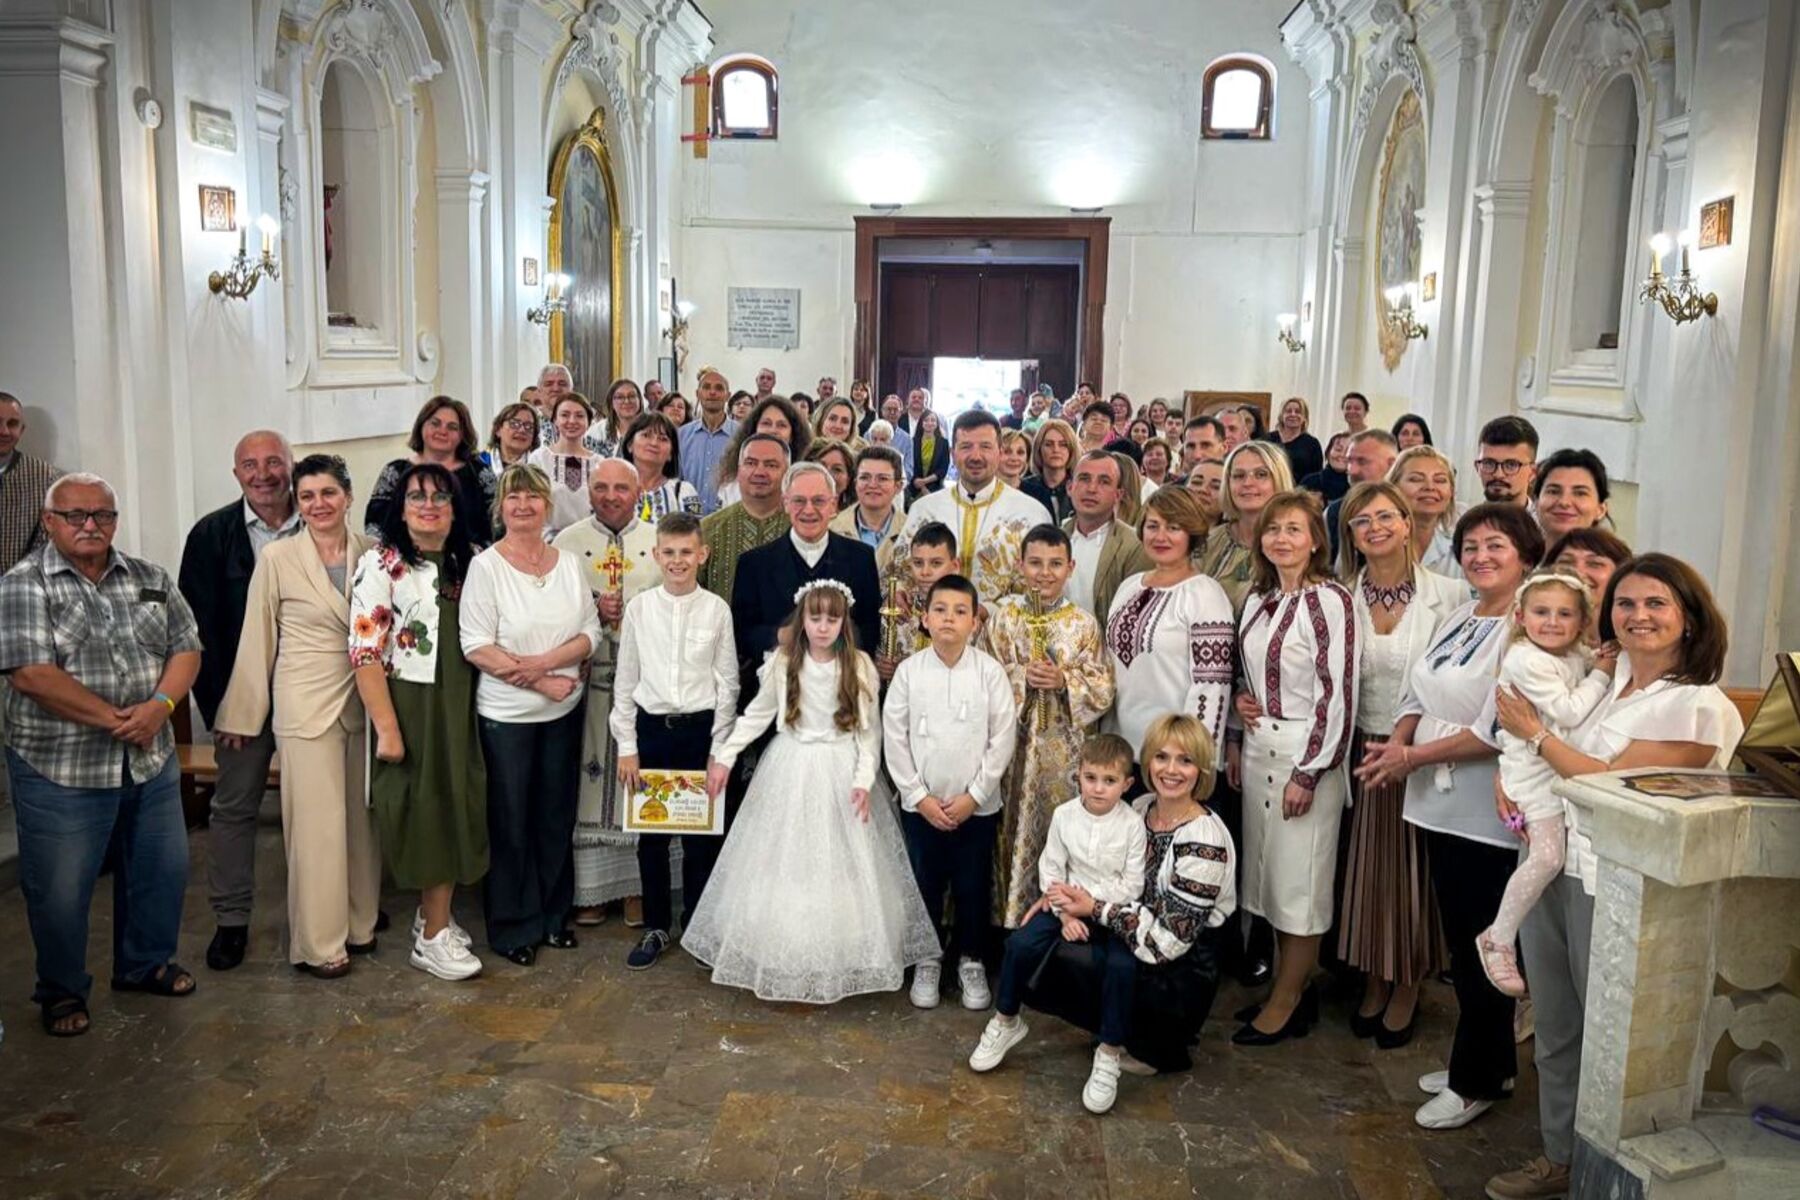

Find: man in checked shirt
<box><xmin>0</xmin><ymin>472</ymin><xmax>203</xmax><ymax>1037</ymax></box>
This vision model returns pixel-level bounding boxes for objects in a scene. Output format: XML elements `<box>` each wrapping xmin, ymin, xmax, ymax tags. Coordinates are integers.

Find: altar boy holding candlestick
<box><xmin>610</xmin><ymin>513</ymin><xmax>739</xmax><ymax>971</ymax></box>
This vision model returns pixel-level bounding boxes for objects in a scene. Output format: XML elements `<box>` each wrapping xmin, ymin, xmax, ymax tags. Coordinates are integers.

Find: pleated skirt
<box><xmin>1336</xmin><ymin>729</ymin><xmax>1447</xmax><ymax>986</ymax></box>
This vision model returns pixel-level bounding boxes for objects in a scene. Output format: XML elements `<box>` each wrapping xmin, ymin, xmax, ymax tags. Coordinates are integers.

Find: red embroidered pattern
<box><xmin>1255</xmin><ymin>595</ymin><xmax>1301</xmax><ymax>719</ymax></box>
<box><xmin>1298</xmin><ymin>584</ymin><xmax>1356</xmax><ymax>773</ymax></box>
<box><xmin>1106</xmin><ymin>584</ymin><xmax>1171</xmax><ymax>668</ymax></box>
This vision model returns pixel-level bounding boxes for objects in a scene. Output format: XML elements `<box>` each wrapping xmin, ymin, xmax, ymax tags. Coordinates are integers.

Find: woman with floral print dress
<box><xmin>349</xmin><ymin>462</ymin><xmax>488</xmax><ymax>981</ymax></box>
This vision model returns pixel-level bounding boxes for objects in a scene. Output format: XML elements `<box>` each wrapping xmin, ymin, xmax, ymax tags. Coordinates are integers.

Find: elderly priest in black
<box><xmin>730</xmin><ymin>461</ymin><xmax>882</xmax><ymax>704</ymax></box>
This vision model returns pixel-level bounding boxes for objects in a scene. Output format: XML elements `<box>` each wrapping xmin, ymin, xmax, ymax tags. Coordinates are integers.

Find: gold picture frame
<box><xmin>1376</xmin><ymin>90</ymin><xmax>1426</xmax><ymax>373</ymax></box>
<box><xmin>547</xmin><ymin>107</ymin><xmax>625</xmax><ymax>384</ymax></box>
<box><xmin>199</xmin><ymin>184</ymin><xmax>237</xmax><ymax>232</ymax></box>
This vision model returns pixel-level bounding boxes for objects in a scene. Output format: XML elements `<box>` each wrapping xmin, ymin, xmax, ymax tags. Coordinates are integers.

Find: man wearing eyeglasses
<box><xmin>177</xmin><ymin>431</ymin><xmax>300</xmax><ymax>971</ymax></box>
<box><xmin>2</xmin><ymin>473</ymin><xmax>205</xmax><ymax>1036</ymax></box>
<box><xmin>1473</xmin><ymin>415</ymin><xmax>1540</xmax><ymax>506</ymax></box>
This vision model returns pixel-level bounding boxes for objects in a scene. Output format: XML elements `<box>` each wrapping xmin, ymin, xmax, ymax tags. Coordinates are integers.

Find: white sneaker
<box><xmin>910</xmin><ymin>959</ymin><xmax>942</xmax><ymax>1009</ymax></box>
<box><xmin>1419</xmin><ymin>1069</ymin><xmax>1450</xmax><ymax>1095</ymax></box>
<box><xmin>412</xmin><ymin>908</ymin><xmax>472</xmax><ymax>948</ymax></box>
<box><xmin>1415</xmin><ymin>1086</ymin><xmax>1492</xmax><ymax>1130</ymax></box>
<box><xmin>410</xmin><ymin>926</ymin><xmax>483</xmax><ymax>981</ymax></box>
<box><xmin>1082</xmin><ymin>1047</ymin><xmax>1123</xmax><ymax>1114</ymax></box>
<box><xmin>958</xmin><ymin>958</ymin><xmax>991</xmax><ymax>1010</ymax></box>
<box><xmin>968</xmin><ymin>1015</ymin><xmax>1029</xmax><ymax>1072</ymax></box>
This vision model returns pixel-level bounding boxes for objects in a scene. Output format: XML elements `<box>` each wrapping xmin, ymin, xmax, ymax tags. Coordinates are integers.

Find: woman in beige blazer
<box><xmin>217</xmin><ymin>455</ymin><xmax>378</xmax><ymax>978</ymax></box>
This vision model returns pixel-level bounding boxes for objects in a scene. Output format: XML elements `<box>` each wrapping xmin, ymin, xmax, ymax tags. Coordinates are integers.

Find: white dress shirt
<box><xmin>1066</xmin><ymin>519</ymin><xmax>1110</xmax><ymax>615</ymax></box>
<box><xmin>1039</xmin><ymin>798</ymin><xmax>1148</xmax><ymax>907</ymax></box>
<box><xmin>610</xmin><ymin>584</ymin><xmax>740</xmax><ymax>756</ymax></box>
<box><xmin>791</xmin><ymin>529</ymin><xmax>828</xmax><ymax>568</ymax></box>
<box><xmin>243</xmin><ymin>499</ymin><xmax>301</xmax><ymax>559</ymax></box>
<box><xmin>881</xmin><ymin>644</ymin><xmax>1017</xmax><ymax>815</ymax></box>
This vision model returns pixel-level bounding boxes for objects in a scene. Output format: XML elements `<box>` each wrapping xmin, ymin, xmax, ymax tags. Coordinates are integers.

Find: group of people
<box><xmin>0</xmin><ymin>374</ymin><xmax>1746</xmax><ymax>1195</ymax></box>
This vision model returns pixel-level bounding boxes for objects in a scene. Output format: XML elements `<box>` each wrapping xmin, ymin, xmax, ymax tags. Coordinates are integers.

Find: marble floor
<box><xmin>0</xmin><ymin>823</ymin><xmax>1543</xmax><ymax>1199</ymax></box>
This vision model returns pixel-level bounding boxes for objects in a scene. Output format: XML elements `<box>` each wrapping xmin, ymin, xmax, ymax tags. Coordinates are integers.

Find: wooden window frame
<box><xmin>712</xmin><ymin>58</ymin><xmax>778</xmax><ymax>140</ymax></box>
<box><xmin>1202</xmin><ymin>56</ymin><xmax>1273</xmax><ymax>141</ymax></box>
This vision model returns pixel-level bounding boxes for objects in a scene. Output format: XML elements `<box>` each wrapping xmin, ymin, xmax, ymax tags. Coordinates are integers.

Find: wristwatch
<box><xmin>1527</xmin><ymin>730</ymin><xmax>1551</xmax><ymax>756</ymax></box>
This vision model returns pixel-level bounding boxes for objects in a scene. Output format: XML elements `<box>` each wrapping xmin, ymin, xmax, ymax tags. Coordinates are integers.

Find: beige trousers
<box><xmin>275</xmin><ymin>725</ymin><xmax>380</xmax><ymax>965</ymax></box>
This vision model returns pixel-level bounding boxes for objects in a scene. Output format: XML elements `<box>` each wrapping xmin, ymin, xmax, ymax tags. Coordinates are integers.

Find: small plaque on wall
<box><xmin>726</xmin><ymin>287</ymin><xmax>801</xmax><ymax>350</ymax></box>
<box><xmin>1699</xmin><ymin>197</ymin><xmax>1734</xmax><ymax>249</ymax></box>
<box><xmin>523</xmin><ymin>257</ymin><xmax>540</xmax><ymax>285</ymax></box>
<box><xmin>198</xmin><ymin>185</ymin><xmax>236</xmax><ymax>232</ymax></box>
<box><xmin>189</xmin><ymin>102</ymin><xmax>237</xmax><ymax>153</ymax></box>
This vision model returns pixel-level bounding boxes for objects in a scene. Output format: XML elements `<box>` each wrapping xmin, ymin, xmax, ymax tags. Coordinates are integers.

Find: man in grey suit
<box><xmin>1062</xmin><ymin>450</ymin><xmax>1152</xmax><ymax>622</ymax></box>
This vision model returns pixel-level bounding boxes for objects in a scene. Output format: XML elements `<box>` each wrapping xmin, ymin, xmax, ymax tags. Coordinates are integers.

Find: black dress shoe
<box><xmin>542</xmin><ymin>929</ymin><xmax>579</xmax><ymax>950</ymax></box>
<box><xmin>1233</xmin><ymin>1001</ymin><xmax>1263</xmax><ymax>1024</ymax></box>
<box><xmin>1232</xmin><ymin>1001</ymin><xmax>1314</xmax><ymax>1047</ymax></box>
<box><xmin>501</xmin><ymin>945</ymin><xmax>536</xmax><ymax>966</ymax></box>
<box><xmin>1375</xmin><ymin>1009</ymin><xmax>1418</xmax><ymax>1049</ymax></box>
<box><xmin>206</xmin><ymin>926</ymin><xmax>248</xmax><ymax>971</ymax></box>
<box><xmin>374</xmin><ymin>909</ymin><xmax>391</xmax><ymax>933</ymax></box>
<box><xmin>347</xmin><ymin>937</ymin><xmax>378</xmax><ymax>956</ymax></box>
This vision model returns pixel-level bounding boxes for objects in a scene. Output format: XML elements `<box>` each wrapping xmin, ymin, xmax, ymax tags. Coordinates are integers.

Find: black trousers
<box><xmin>998</xmin><ymin>911</ymin><xmax>1137</xmax><ymax>1045</ymax></box>
<box><xmin>632</xmin><ymin>707</ymin><xmax>719</xmax><ymax>935</ymax></box>
<box><xmin>1427</xmin><ymin>829</ymin><xmax>1519</xmax><ymax>1100</ymax></box>
<box><xmin>479</xmin><ymin>705</ymin><xmax>584</xmax><ymax>954</ymax></box>
<box><xmin>902</xmin><ymin>811</ymin><xmax>998</xmax><ymax>962</ymax></box>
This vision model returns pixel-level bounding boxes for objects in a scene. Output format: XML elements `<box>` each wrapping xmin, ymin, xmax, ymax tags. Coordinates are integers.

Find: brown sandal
<box><xmin>294</xmin><ymin>957</ymin><xmax>352</xmax><ymax>980</ymax></box>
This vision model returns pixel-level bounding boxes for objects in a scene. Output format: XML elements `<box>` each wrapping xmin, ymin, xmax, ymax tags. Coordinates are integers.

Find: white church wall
<box><xmin>676</xmin><ymin>0</ymin><xmax>1309</xmax><ymax>396</ymax></box>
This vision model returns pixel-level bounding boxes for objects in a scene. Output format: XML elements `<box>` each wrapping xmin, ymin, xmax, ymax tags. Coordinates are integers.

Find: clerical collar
<box><xmin>957</xmin><ymin>478</ymin><xmax>1000</xmax><ymax>504</ymax></box>
<box><xmin>593</xmin><ymin>513</ymin><xmax>640</xmax><ymax>540</ymax></box>
<box><xmin>791</xmin><ymin>529</ymin><xmax>829</xmax><ymax>567</ymax></box>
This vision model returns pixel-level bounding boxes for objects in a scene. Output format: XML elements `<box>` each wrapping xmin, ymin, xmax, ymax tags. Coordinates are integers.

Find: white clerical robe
<box><xmin>894</xmin><ymin>478</ymin><xmax>1051</xmax><ymax>602</ymax></box>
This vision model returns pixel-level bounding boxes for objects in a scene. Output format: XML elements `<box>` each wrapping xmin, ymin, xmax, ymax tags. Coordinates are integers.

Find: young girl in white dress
<box><xmin>684</xmin><ymin>579</ymin><xmax>940</xmax><ymax>1003</ymax></box>
<box><xmin>1476</xmin><ymin>572</ymin><xmax>1615</xmax><ymax>996</ymax></box>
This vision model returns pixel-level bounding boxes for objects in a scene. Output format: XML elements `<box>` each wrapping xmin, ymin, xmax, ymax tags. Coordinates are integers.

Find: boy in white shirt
<box><xmin>883</xmin><ymin>574</ymin><xmax>1017</xmax><ymax>1011</ymax></box>
<box><xmin>970</xmin><ymin>734</ymin><xmax>1146</xmax><ymax>1076</ymax></box>
<box><xmin>611</xmin><ymin>513</ymin><xmax>739</xmax><ymax>971</ymax></box>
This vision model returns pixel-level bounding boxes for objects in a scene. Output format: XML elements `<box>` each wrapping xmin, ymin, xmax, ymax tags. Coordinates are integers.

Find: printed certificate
<box><xmin>623</xmin><ymin>769</ymin><xmax>723</xmax><ymax>835</ymax></box>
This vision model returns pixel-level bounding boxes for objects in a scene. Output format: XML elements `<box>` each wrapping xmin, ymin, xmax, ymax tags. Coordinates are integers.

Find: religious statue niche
<box><xmin>548</xmin><ymin>108</ymin><xmax>624</xmax><ymax>391</ymax></box>
<box><xmin>1376</xmin><ymin>89</ymin><xmax>1426</xmax><ymax>372</ymax></box>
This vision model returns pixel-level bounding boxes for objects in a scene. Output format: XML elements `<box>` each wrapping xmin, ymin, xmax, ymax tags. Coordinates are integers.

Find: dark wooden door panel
<box><xmin>977</xmin><ymin>273</ymin><xmax>1028</xmax><ymax>358</ymax></box>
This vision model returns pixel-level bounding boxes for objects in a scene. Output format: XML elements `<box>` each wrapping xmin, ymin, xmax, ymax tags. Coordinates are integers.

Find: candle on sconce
<box><xmin>1277</xmin><ymin>312</ymin><xmax>1297</xmax><ymax>332</ymax></box>
<box><xmin>1677</xmin><ymin>228</ymin><xmax>1696</xmax><ymax>276</ymax></box>
<box><xmin>1649</xmin><ymin>231</ymin><xmax>1672</xmax><ymax>277</ymax></box>
<box><xmin>1403</xmin><ymin>281</ymin><xmax>1420</xmax><ymax>308</ymax></box>
<box><xmin>238</xmin><ymin>226</ymin><xmax>247</xmax><ymax>257</ymax></box>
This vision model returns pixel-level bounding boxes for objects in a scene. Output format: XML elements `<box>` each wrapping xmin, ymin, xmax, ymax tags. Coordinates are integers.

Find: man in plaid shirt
<box><xmin>0</xmin><ymin>472</ymin><xmax>204</xmax><ymax>1037</ymax></box>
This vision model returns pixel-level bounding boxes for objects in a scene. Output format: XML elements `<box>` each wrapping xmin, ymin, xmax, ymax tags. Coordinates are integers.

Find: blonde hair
<box><xmin>1278</xmin><ymin>396</ymin><xmax>1310</xmax><ymax>428</ymax></box>
<box><xmin>1219</xmin><ymin>440</ymin><xmax>1295</xmax><ymax>522</ymax></box>
<box><xmin>1139</xmin><ymin>714</ymin><xmax>1218</xmax><ymax>804</ymax></box>
<box><xmin>492</xmin><ymin>463</ymin><xmax>552</xmax><ymax>527</ymax></box>
<box><xmin>1114</xmin><ymin>452</ymin><xmax>1145</xmax><ymax>527</ymax></box>
<box><xmin>1387</xmin><ymin>445</ymin><xmax>1459</xmax><ymax>535</ymax></box>
<box><xmin>1507</xmin><ymin>570</ymin><xmax>1598</xmax><ymax>655</ymax></box>
<box><xmin>1031</xmin><ymin>419</ymin><xmax>1078</xmax><ymax>477</ymax></box>
<box><xmin>1139</xmin><ymin>485</ymin><xmax>1210</xmax><ymax>556</ymax></box>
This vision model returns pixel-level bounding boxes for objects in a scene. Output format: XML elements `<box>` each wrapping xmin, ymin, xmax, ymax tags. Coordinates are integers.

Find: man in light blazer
<box><xmin>1062</xmin><ymin>450</ymin><xmax>1152</xmax><ymax>621</ymax></box>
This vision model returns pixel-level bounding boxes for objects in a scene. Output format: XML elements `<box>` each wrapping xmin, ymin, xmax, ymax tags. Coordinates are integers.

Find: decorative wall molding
<box><xmin>320</xmin><ymin>0</ymin><xmax>441</xmax><ymax>106</ymax></box>
<box><xmin>551</xmin><ymin>2</ymin><xmax>633</xmax><ymax>124</ymax></box>
<box><xmin>1352</xmin><ymin>1</ymin><xmax>1426</xmax><ymax>140</ymax></box>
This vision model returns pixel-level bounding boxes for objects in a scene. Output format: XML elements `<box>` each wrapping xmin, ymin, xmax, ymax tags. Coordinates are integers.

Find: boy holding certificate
<box><xmin>612</xmin><ymin>513</ymin><xmax>740</xmax><ymax>970</ymax></box>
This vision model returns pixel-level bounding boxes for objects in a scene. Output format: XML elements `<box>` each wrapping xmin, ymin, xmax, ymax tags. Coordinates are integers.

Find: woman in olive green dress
<box><xmin>350</xmin><ymin>462</ymin><xmax>488</xmax><ymax>981</ymax></box>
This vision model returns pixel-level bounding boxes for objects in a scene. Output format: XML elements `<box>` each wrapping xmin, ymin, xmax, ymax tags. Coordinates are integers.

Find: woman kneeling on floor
<box><xmin>966</xmin><ymin>714</ymin><xmax>1236</xmax><ymax>1114</ymax></box>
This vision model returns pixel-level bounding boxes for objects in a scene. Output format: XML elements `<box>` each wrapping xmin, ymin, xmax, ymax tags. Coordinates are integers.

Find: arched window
<box><xmin>1202</xmin><ymin>55</ymin><xmax>1273</xmax><ymax>140</ymax></box>
<box><xmin>712</xmin><ymin>56</ymin><xmax>777</xmax><ymax>139</ymax></box>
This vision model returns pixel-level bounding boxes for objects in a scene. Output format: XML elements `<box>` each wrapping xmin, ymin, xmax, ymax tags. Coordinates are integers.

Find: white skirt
<box><xmin>1240</xmin><ymin>718</ymin><xmax>1348</xmax><ymax>937</ymax></box>
<box><xmin>680</xmin><ymin>731</ymin><xmax>941</xmax><ymax>1004</ymax></box>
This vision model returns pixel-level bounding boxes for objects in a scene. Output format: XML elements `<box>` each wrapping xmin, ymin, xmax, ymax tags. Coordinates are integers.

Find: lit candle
<box><xmin>1277</xmin><ymin>312</ymin><xmax>1297</xmax><ymax>332</ymax></box>
<box><xmin>1648</xmin><ymin>232</ymin><xmax>1672</xmax><ymax>277</ymax></box>
<box><xmin>1677</xmin><ymin>228</ymin><xmax>1696</xmax><ymax>276</ymax></box>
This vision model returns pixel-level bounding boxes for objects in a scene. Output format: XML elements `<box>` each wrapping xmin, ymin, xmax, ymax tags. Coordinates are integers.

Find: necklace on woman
<box><xmin>1361</xmin><ymin>576</ymin><xmax>1415</xmax><ymax>612</ymax></box>
<box><xmin>507</xmin><ymin>538</ymin><xmax>553</xmax><ymax>588</ymax></box>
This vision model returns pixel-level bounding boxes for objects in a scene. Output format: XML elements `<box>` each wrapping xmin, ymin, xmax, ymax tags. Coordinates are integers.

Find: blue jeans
<box><xmin>7</xmin><ymin>750</ymin><xmax>189</xmax><ymax>1006</ymax></box>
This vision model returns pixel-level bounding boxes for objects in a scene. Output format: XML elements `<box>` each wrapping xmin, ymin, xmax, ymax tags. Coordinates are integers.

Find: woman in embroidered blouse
<box><xmin>1486</xmin><ymin>553</ymin><xmax>1742</xmax><ymax>1194</ymax></box>
<box><xmin>1355</xmin><ymin>502</ymin><xmax>1543</xmax><ymax>1131</ymax></box>
<box><xmin>1226</xmin><ymin>490</ymin><xmax>1358</xmax><ymax>1046</ymax></box>
<box><xmin>584</xmin><ymin>378</ymin><xmax>644</xmax><ymax>457</ymax></box>
<box><xmin>1021</xmin><ymin>418</ymin><xmax>1077</xmax><ymax>526</ymax></box>
<box><xmin>365</xmin><ymin>396</ymin><xmax>498</xmax><ymax>548</ymax></box>
<box><xmin>1103</xmin><ymin>487</ymin><xmax>1236</xmax><ymax>760</ymax></box>
<box><xmin>527</xmin><ymin>394</ymin><xmax>601</xmax><ymax>539</ymax></box>
<box><xmin>1195</xmin><ymin>440</ymin><xmax>1294</xmax><ymax>616</ymax></box>
<box><xmin>459</xmin><ymin>465</ymin><xmax>605</xmax><ymax>965</ymax></box>
<box><xmin>1333</xmin><ymin>482</ymin><xmax>1467</xmax><ymax>1047</ymax></box>
<box><xmin>349</xmin><ymin>462</ymin><xmax>486</xmax><ymax>982</ymax></box>
<box><xmin>1021</xmin><ymin>714</ymin><xmax>1236</xmax><ymax>1075</ymax></box>
<box><xmin>620</xmin><ymin>411</ymin><xmax>699</xmax><ymax>522</ymax></box>
<box><xmin>482</xmin><ymin>402</ymin><xmax>538</xmax><ymax>472</ymax></box>
<box><xmin>1390</xmin><ymin>445</ymin><xmax>1462</xmax><ymax>580</ymax></box>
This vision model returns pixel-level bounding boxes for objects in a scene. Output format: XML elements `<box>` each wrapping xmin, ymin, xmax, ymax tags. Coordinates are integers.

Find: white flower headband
<box><xmin>1513</xmin><ymin>570</ymin><xmax>1593</xmax><ymax>609</ymax></box>
<box><xmin>794</xmin><ymin>578</ymin><xmax>856</xmax><ymax>609</ymax></box>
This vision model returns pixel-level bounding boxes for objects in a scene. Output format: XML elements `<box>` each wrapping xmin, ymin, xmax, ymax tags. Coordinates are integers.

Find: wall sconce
<box><xmin>526</xmin><ymin>272</ymin><xmax>572</xmax><ymax>326</ymax></box>
<box><xmin>1383</xmin><ymin>283</ymin><xmax>1429</xmax><ymax>341</ymax></box>
<box><xmin>208</xmin><ymin>215</ymin><xmax>281</xmax><ymax>299</ymax></box>
<box><xmin>868</xmin><ymin>202</ymin><xmax>902</xmax><ymax>216</ymax></box>
<box><xmin>1640</xmin><ymin>230</ymin><xmax>1718</xmax><ymax>324</ymax></box>
<box><xmin>1276</xmin><ymin>312</ymin><xmax>1305</xmax><ymax>353</ymax></box>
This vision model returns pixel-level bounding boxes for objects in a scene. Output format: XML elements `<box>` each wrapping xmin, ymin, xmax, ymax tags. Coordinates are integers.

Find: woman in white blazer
<box><xmin>1331</xmin><ymin>481</ymin><xmax>1468</xmax><ymax>1048</ymax></box>
<box><xmin>216</xmin><ymin>455</ymin><xmax>377</xmax><ymax>978</ymax></box>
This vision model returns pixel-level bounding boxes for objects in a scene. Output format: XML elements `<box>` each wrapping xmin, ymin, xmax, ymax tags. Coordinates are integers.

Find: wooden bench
<box><xmin>174</xmin><ymin>702</ymin><xmax>278</xmax><ymax>829</ymax></box>
<box><xmin>1726</xmin><ymin>688</ymin><xmax>1764</xmax><ymax>728</ymax></box>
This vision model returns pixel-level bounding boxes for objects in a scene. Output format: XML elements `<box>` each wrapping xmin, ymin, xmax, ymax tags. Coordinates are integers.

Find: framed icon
<box><xmin>199</xmin><ymin>185</ymin><xmax>236</xmax><ymax>232</ymax></box>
